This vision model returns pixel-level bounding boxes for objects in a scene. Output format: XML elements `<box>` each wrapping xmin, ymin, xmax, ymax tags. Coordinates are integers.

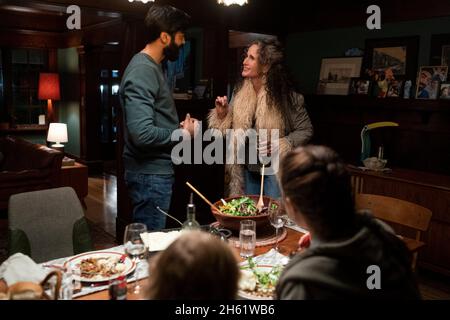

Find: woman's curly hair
<box><xmin>235</xmin><ymin>38</ymin><xmax>297</xmax><ymax>122</ymax></box>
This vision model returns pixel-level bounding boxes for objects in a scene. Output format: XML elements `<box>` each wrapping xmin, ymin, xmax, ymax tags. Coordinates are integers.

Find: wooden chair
<box><xmin>354</xmin><ymin>193</ymin><xmax>432</xmax><ymax>270</ymax></box>
<box><xmin>350</xmin><ymin>174</ymin><xmax>364</xmax><ymax>199</ymax></box>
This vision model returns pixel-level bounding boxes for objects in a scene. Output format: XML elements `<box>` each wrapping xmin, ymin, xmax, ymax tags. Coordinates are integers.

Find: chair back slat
<box><xmin>351</xmin><ymin>175</ymin><xmax>364</xmax><ymax>195</ymax></box>
<box><xmin>355</xmin><ymin>193</ymin><xmax>432</xmax><ymax>232</ymax></box>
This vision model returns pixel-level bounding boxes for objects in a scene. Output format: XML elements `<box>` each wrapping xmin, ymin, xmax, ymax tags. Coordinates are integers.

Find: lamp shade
<box><xmin>38</xmin><ymin>73</ymin><xmax>60</xmax><ymax>100</ymax></box>
<box><xmin>47</xmin><ymin>123</ymin><xmax>68</xmax><ymax>145</ymax></box>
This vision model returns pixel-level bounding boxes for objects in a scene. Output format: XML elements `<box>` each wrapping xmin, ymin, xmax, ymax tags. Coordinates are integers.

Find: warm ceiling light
<box><xmin>128</xmin><ymin>0</ymin><xmax>154</xmax><ymax>3</ymax></box>
<box><xmin>218</xmin><ymin>0</ymin><xmax>248</xmax><ymax>5</ymax></box>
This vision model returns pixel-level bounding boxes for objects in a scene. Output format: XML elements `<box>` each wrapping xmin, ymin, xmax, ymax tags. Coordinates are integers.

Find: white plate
<box><xmin>63</xmin><ymin>251</ymin><xmax>136</xmax><ymax>283</ymax></box>
<box><xmin>238</xmin><ymin>265</ymin><xmax>279</xmax><ymax>300</ymax></box>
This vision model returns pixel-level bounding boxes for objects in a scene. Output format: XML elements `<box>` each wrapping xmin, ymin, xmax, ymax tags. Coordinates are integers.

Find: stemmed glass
<box><xmin>268</xmin><ymin>201</ymin><xmax>285</xmax><ymax>252</ymax></box>
<box><xmin>123</xmin><ymin>223</ymin><xmax>147</xmax><ymax>294</ymax></box>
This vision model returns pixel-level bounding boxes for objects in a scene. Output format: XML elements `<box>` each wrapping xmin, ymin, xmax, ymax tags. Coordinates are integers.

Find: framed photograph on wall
<box><xmin>317</xmin><ymin>57</ymin><xmax>363</xmax><ymax>95</ymax></box>
<box><xmin>349</xmin><ymin>78</ymin><xmax>371</xmax><ymax>95</ymax></box>
<box><xmin>362</xmin><ymin>36</ymin><xmax>419</xmax><ymax>80</ymax></box>
<box><xmin>386</xmin><ymin>79</ymin><xmax>404</xmax><ymax>98</ymax></box>
<box><xmin>439</xmin><ymin>82</ymin><xmax>450</xmax><ymax>99</ymax></box>
<box><xmin>415</xmin><ymin>66</ymin><xmax>448</xmax><ymax>99</ymax></box>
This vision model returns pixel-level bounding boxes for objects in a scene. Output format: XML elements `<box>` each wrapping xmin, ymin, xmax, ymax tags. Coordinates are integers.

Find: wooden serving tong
<box><xmin>185</xmin><ymin>182</ymin><xmax>223</xmax><ymax>214</ymax></box>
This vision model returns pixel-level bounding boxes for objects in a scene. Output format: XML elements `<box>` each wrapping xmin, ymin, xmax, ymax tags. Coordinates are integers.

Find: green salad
<box><xmin>219</xmin><ymin>197</ymin><xmax>258</xmax><ymax>216</ymax></box>
<box><xmin>219</xmin><ymin>197</ymin><xmax>278</xmax><ymax>217</ymax></box>
<box><xmin>239</xmin><ymin>257</ymin><xmax>283</xmax><ymax>298</ymax></box>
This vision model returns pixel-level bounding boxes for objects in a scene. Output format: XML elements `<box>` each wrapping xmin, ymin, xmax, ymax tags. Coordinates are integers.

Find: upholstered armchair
<box><xmin>0</xmin><ymin>136</ymin><xmax>64</xmax><ymax>211</ymax></box>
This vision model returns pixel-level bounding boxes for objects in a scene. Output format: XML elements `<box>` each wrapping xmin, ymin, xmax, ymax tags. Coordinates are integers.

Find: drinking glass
<box><xmin>268</xmin><ymin>202</ymin><xmax>285</xmax><ymax>252</ymax></box>
<box><xmin>239</xmin><ymin>220</ymin><xmax>256</xmax><ymax>258</ymax></box>
<box><xmin>123</xmin><ymin>223</ymin><xmax>147</xmax><ymax>294</ymax></box>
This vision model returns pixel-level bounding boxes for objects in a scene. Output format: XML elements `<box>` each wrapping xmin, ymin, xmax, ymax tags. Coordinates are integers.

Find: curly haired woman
<box><xmin>208</xmin><ymin>38</ymin><xmax>313</xmax><ymax>198</ymax></box>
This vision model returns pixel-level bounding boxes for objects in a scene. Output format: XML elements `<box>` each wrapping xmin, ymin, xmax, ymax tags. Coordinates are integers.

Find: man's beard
<box><xmin>163</xmin><ymin>41</ymin><xmax>182</xmax><ymax>62</ymax></box>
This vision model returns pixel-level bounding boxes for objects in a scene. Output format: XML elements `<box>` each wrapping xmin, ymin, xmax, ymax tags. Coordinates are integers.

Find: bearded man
<box><xmin>120</xmin><ymin>4</ymin><xmax>197</xmax><ymax>230</ymax></box>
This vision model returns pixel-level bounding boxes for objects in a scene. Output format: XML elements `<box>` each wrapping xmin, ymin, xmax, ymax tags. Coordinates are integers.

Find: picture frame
<box><xmin>317</xmin><ymin>56</ymin><xmax>363</xmax><ymax>95</ymax></box>
<box><xmin>415</xmin><ymin>66</ymin><xmax>448</xmax><ymax>100</ymax></box>
<box><xmin>439</xmin><ymin>82</ymin><xmax>450</xmax><ymax>99</ymax></box>
<box><xmin>386</xmin><ymin>79</ymin><xmax>404</xmax><ymax>98</ymax></box>
<box><xmin>362</xmin><ymin>36</ymin><xmax>419</xmax><ymax>81</ymax></box>
<box><xmin>349</xmin><ymin>78</ymin><xmax>371</xmax><ymax>95</ymax></box>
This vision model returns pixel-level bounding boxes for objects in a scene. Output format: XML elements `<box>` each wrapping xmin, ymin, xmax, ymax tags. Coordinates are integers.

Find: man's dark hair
<box><xmin>144</xmin><ymin>4</ymin><xmax>191</xmax><ymax>43</ymax></box>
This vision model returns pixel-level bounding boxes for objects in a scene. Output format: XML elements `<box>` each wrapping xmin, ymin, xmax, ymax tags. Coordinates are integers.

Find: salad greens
<box><xmin>219</xmin><ymin>197</ymin><xmax>258</xmax><ymax>216</ymax></box>
<box><xmin>241</xmin><ymin>257</ymin><xmax>282</xmax><ymax>290</ymax></box>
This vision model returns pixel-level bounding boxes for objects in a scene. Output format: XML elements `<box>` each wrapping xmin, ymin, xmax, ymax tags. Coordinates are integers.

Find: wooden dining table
<box><xmin>76</xmin><ymin>228</ymin><xmax>304</xmax><ymax>300</ymax></box>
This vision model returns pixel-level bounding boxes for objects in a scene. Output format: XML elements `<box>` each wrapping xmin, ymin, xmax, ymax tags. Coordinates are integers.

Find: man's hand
<box><xmin>180</xmin><ymin>113</ymin><xmax>200</xmax><ymax>138</ymax></box>
<box><xmin>215</xmin><ymin>96</ymin><xmax>229</xmax><ymax>119</ymax></box>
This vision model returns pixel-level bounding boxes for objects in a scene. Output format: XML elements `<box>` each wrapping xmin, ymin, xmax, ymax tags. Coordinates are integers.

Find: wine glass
<box><xmin>268</xmin><ymin>201</ymin><xmax>285</xmax><ymax>252</ymax></box>
<box><xmin>123</xmin><ymin>223</ymin><xmax>147</xmax><ymax>294</ymax></box>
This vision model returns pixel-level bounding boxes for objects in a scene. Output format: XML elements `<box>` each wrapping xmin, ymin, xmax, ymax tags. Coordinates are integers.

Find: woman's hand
<box><xmin>215</xmin><ymin>96</ymin><xmax>229</xmax><ymax>119</ymax></box>
<box><xmin>257</xmin><ymin>138</ymin><xmax>280</xmax><ymax>157</ymax></box>
<box><xmin>298</xmin><ymin>232</ymin><xmax>311</xmax><ymax>252</ymax></box>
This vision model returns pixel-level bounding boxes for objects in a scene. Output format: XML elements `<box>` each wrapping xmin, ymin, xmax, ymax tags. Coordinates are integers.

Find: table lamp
<box><xmin>38</xmin><ymin>73</ymin><xmax>60</xmax><ymax>123</ymax></box>
<box><xmin>47</xmin><ymin>123</ymin><xmax>68</xmax><ymax>152</ymax></box>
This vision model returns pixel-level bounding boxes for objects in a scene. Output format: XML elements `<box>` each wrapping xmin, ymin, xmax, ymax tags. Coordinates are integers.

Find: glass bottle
<box><xmin>182</xmin><ymin>193</ymin><xmax>200</xmax><ymax>231</ymax></box>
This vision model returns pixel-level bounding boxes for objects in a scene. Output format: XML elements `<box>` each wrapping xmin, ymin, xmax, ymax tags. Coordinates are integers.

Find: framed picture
<box><xmin>439</xmin><ymin>82</ymin><xmax>450</xmax><ymax>99</ymax></box>
<box><xmin>362</xmin><ymin>36</ymin><xmax>419</xmax><ymax>80</ymax></box>
<box><xmin>415</xmin><ymin>66</ymin><xmax>448</xmax><ymax>99</ymax></box>
<box><xmin>349</xmin><ymin>78</ymin><xmax>371</xmax><ymax>95</ymax></box>
<box><xmin>317</xmin><ymin>57</ymin><xmax>363</xmax><ymax>95</ymax></box>
<box><xmin>386</xmin><ymin>79</ymin><xmax>404</xmax><ymax>98</ymax></box>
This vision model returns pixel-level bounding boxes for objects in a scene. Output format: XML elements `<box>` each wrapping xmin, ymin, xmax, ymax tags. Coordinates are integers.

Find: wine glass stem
<box><xmin>275</xmin><ymin>227</ymin><xmax>279</xmax><ymax>251</ymax></box>
<box><xmin>133</xmin><ymin>259</ymin><xmax>140</xmax><ymax>293</ymax></box>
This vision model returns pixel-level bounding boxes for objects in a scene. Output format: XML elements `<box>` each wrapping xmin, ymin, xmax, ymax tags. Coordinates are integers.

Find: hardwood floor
<box><xmin>85</xmin><ymin>174</ymin><xmax>118</xmax><ymax>250</ymax></box>
<box><xmin>85</xmin><ymin>174</ymin><xmax>117</xmax><ymax>237</ymax></box>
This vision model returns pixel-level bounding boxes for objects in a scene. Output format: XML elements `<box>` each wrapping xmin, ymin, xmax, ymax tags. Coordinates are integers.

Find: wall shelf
<box><xmin>305</xmin><ymin>94</ymin><xmax>450</xmax><ymax>113</ymax></box>
<box><xmin>0</xmin><ymin>125</ymin><xmax>48</xmax><ymax>133</ymax></box>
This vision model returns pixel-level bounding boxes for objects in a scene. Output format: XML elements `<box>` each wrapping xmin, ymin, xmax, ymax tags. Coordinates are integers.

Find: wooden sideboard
<box><xmin>348</xmin><ymin>166</ymin><xmax>450</xmax><ymax>276</ymax></box>
<box><xmin>59</xmin><ymin>162</ymin><xmax>88</xmax><ymax>207</ymax></box>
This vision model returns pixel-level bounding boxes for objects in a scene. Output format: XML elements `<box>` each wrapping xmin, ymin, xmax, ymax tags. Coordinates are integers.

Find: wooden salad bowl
<box><xmin>210</xmin><ymin>195</ymin><xmax>281</xmax><ymax>233</ymax></box>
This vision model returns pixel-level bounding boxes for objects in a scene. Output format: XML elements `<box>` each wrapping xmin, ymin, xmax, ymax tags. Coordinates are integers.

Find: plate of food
<box><xmin>238</xmin><ymin>259</ymin><xmax>283</xmax><ymax>300</ymax></box>
<box><xmin>63</xmin><ymin>251</ymin><xmax>136</xmax><ymax>283</ymax></box>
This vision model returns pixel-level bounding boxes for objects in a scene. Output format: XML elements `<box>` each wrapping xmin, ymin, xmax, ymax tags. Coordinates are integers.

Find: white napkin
<box><xmin>0</xmin><ymin>253</ymin><xmax>47</xmax><ymax>286</ymax></box>
<box><xmin>140</xmin><ymin>231</ymin><xmax>182</xmax><ymax>252</ymax></box>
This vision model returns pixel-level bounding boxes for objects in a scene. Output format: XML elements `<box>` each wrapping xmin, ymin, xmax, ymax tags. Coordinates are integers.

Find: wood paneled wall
<box><xmin>305</xmin><ymin>94</ymin><xmax>450</xmax><ymax>176</ymax></box>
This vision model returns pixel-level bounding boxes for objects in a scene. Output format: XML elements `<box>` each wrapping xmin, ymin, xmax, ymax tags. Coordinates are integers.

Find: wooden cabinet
<box><xmin>348</xmin><ymin>166</ymin><xmax>450</xmax><ymax>276</ymax></box>
<box><xmin>59</xmin><ymin>162</ymin><xmax>88</xmax><ymax>206</ymax></box>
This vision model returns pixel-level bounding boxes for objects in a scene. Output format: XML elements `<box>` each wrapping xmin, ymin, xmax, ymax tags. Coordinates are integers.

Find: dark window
<box><xmin>8</xmin><ymin>48</ymin><xmax>48</xmax><ymax>125</ymax></box>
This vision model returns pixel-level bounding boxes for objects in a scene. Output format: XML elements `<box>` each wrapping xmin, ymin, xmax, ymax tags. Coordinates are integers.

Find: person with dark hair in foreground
<box><xmin>145</xmin><ymin>231</ymin><xmax>239</xmax><ymax>300</ymax></box>
<box><xmin>120</xmin><ymin>4</ymin><xmax>198</xmax><ymax>231</ymax></box>
<box><xmin>276</xmin><ymin>145</ymin><xmax>421</xmax><ymax>299</ymax></box>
